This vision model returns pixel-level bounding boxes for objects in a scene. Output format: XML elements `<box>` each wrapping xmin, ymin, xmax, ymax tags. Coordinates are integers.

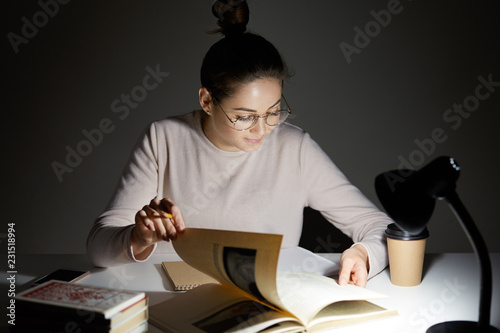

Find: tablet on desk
<box><xmin>32</xmin><ymin>268</ymin><xmax>90</xmax><ymax>285</ymax></box>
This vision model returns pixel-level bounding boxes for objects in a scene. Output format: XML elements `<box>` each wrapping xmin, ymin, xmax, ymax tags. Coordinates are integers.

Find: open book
<box><xmin>149</xmin><ymin>228</ymin><xmax>397</xmax><ymax>333</ymax></box>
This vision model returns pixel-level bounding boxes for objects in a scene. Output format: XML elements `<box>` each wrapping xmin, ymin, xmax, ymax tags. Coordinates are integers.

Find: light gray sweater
<box><xmin>87</xmin><ymin>110</ymin><xmax>392</xmax><ymax>278</ymax></box>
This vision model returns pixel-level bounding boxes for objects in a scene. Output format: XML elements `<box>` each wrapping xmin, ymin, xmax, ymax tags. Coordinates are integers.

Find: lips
<box><xmin>245</xmin><ymin>137</ymin><xmax>263</xmax><ymax>145</ymax></box>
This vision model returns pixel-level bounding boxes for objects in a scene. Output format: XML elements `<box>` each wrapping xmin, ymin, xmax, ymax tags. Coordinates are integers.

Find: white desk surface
<box><xmin>4</xmin><ymin>252</ymin><xmax>499</xmax><ymax>332</ymax></box>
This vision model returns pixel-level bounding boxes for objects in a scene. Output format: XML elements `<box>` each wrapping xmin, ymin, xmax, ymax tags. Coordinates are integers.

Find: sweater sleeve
<box><xmin>300</xmin><ymin>134</ymin><xmax>392</xmax><ymax>279</ymax></box>
<box><xmin>86</xmin><ymin>123</ymin><xmax>161</xmax><ymax>267</ymax></box>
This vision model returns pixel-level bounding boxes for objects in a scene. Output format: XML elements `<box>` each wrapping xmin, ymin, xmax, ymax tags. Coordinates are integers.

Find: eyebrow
<box><xmin>231</xmin><ymin>98</ymin><xmax>281</xmax><ymax>113</ymax></box>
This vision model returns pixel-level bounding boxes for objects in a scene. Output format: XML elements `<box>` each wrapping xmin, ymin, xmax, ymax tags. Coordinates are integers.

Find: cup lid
<box><xmin>385</xmin><ymin>223</ymin><xmax>429</xmax><ymax>240</ymax></box>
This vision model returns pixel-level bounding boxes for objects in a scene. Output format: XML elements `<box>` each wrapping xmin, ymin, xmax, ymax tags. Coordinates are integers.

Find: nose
<box><xmin>250</xmin><ymin>117</ymin><xmax>268</xmax><ymax>135</ymax></box>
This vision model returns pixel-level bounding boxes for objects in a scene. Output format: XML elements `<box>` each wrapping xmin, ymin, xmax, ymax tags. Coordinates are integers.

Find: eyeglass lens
<box><xmin>234</xmin><ymin>110</ymin><xmax>289</xmax><ymax>130</ymax></box>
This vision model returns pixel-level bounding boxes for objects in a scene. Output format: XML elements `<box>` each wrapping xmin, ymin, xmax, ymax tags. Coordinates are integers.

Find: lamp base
<box><xmin>427</xmin><ymin>321</ymin><xmax>500</xmax><ymax>333</ymax></box>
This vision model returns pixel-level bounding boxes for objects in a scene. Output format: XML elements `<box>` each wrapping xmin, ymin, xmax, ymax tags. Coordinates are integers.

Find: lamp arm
<box><xmin>443</xmin><ymin>190</ymin><xmax>493</xmax><ymax>329</ymax></box>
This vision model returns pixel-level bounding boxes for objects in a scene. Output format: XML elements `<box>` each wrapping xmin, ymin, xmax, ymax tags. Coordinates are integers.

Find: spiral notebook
<box><xmin>161</xmin><ymin>261</ymin><xmax>219</xmax><ymax>291</ymax></box>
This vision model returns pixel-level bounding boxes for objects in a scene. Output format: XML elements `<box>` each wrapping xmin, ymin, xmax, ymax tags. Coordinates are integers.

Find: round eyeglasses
<box><xmin>211</xmin><ymin>94</ymin><xmax>292</xmax><ymax>131</ymax></box>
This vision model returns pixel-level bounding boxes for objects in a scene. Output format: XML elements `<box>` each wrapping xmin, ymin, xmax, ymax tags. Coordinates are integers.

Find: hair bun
<box><xmin>211</xmin><ymin>0</ymin><xmax>249</xmax><ymax>37</ymax></box>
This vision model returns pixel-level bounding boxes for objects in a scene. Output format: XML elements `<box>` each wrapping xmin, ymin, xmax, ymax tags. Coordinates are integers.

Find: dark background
<box><xmin>2</xmin><ymin>1</ymin><xmax>499</xmax><ymax>256</ymax></box>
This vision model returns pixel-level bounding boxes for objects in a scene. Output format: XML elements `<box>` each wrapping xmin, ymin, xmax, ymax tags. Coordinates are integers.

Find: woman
<box><xmin>87</xmin><ymin>0</ymin><xmax>393</xmax><ymax>288</ymax></box>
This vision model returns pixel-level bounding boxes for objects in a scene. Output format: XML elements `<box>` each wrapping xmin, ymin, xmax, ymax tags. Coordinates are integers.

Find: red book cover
<box><xmin>16</xmin><ymin>280</ymin><xmax>146</xmax><ymax>319</ymax></box>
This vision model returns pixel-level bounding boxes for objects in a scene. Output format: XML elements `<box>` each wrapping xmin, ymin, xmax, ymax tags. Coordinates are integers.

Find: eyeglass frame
<box><xmin>210</xmin><ymin>93</ymin><xmax>292</xmax><ymax>131</ymax></box>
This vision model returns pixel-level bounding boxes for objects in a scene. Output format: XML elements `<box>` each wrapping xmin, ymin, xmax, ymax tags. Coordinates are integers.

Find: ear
<box><xmin>199</xmin><ymin>87</ymin><xmax>213</xmax><ymax>114</ymax></box>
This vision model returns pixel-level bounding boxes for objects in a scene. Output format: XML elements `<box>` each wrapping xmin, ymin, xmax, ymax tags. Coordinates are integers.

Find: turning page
<box><xmin>172</xmin><ymin>228</ymin><xmax>283</xmax><ymax>304</ymax></box>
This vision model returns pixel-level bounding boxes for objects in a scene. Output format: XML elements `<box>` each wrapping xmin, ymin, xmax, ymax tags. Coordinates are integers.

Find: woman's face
<box><xmin>201</xmin><ymin>78</ymin><xmax>283</xmax><ymax>152</ymax></box>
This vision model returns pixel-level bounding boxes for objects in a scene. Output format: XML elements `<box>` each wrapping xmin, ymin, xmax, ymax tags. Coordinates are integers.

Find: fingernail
<box><xmin>170</xmin><ymin>233</ymin><xmax>177</xmax><ymax>241</ymax></box>
<box><xmin>162</xmin><ymin>234</ymin><xmax>169</xmax><ymax>242</ymax></box>
<box><xmin>339</xmin><ymin>277</ymin><xmax>347</xmax><ymax>285</ymax></box>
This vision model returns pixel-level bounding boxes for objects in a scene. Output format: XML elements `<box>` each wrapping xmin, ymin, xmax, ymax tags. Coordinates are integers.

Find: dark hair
<box><xmin>200</xmin><ymin>0</ymin><xmax>291</xmax><ymax>101</ymax></box>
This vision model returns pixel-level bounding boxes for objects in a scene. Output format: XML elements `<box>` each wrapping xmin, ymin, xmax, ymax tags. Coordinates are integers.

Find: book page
<box><xmin>277</xmin><ymin>247</ymin><xmax>339</xmax><ymax>276</ymax></box>
<box><xmin>172</xmin><ymin>228</ymin><xmax>283</xmax><ymax>303</ymax></box>
<box><xmin>275</xmin><ymin>271</ymin><xmax>389</xmax><ymax>325</ymax></box>
<box><xmin>149</xmin><ymin>283</ymin><xmax>303</xmax><ymax>333</ymax></box>
<box><xmin>308</xmin><ymin>300</ymin><xmax>397</xmax><ymax>329</ymax></box>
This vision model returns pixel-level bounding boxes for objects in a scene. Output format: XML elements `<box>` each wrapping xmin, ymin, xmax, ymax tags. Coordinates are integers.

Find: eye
<box><xmin>236</xmin><ymin>115</ymin><xmax>255</xmax><ymax>123</ymax></box>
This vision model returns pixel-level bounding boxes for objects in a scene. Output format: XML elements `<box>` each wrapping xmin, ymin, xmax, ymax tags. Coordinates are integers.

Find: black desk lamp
<box><xmin>375</xmin><ymin>156</ymin><xmax>499</xmax><ymax>333</ymax></box>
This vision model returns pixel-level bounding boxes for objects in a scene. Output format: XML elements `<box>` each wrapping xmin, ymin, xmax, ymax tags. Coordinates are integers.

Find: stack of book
<box><xmin>14</xmin><ymin>280</ymin><xmax>148</xmax><ymax>332</ymax></box>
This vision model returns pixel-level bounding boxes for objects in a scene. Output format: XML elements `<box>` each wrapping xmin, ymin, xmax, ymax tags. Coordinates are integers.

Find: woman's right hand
<box><xmin>131</xmin><ymin>198</ymin><xmax>185</xmax><ymax>258</ymax></box>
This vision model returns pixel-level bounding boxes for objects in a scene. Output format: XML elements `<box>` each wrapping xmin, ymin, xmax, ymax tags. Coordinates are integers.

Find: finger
<box><xmin>355</xmin><ymin>277</ymin><xmax>367</xmax><ymax>288</ymax></box>
<box><xmin>151</xmin><ymin>199</ymin><xmax>180</xmax><ymax>240</ymax></box>
<box><xmin>352</xmin><ymin>267</ymin><xmax>368</xmax><ymax>288</ymax></box>
<box><xmin>144</xmin><ymin>205</ymin><xmax>169</xmax><ymax>241</ymax></box>
<box><xmin>156</xmin><ymin>202</ymin><xmax>174</xmax><ymax>221</ymax></box>
<box><xmin>149</xmin><ymin>198</ymin><xmax>165</xmax><ymax>214</ymax></box>
<box><xmin>160</xmin><ymin>198</ymin><xmax>186</xmax><ymax>233</ymax></box>
<box><xmin>149</xmin><ymin>199</ymin><xmax>175</xmax><ymax>224</ymax></box>
<box><xmin>169</xmin><ymin>207</ymin><xmax>185</xmax><ymax>233</ymax></box>
<box><xmin>161</xmin><ymin>217</ymin><xmax>178</xmax><ymax>241</ymax></box>
<box><xmin>133</xmin><ymin>213</ymin><xmax>159</xmax><ymax>247</ymax></box>
<box><xmin>338</xmin><ymin>259</ymin><xmax>355</xmax><ymax>286</ymax></box>
<box><xmin>136</xmin><ymin>209</ymin><xmax>155</xmax><ymax>231</ymax></box>
<box><xmin>146</xmin><ymin>200</ymin><xmax>165</xmax><ymax>218</ymax></box>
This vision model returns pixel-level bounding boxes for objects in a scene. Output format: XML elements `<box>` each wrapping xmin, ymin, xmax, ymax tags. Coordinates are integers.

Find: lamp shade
<box><xmin>375</xmin><ymin>156</ymin><xmax>460</xmax><ymax>235</ymax></box>
<box><xmin>375</xmin><ymin>156</ymin><xmax>499</xmax><ymax>332</ymax></box>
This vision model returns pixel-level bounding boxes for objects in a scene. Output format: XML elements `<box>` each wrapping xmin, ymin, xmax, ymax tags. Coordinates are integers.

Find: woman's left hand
<box><xmin>338</xmin><ymin>244</ymin><xmax>370</xmax><ymax>288</ymax></box>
